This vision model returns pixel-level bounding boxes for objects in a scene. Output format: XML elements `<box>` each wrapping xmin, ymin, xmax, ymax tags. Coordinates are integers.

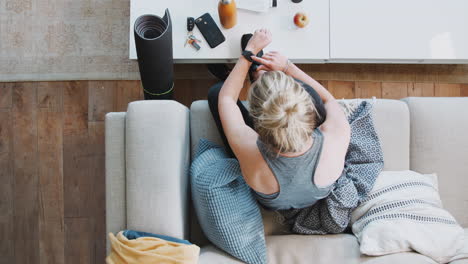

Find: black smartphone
<box><xmin>195</xmin><ymin>13</ymin><xmax>226</xmax><ymax>48</ymax></box>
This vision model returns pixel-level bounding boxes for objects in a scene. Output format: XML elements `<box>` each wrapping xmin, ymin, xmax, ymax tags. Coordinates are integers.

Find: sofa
<box><xmin>105</xmin><ymin>97</ymin><xmax>468</xmax><ymax>264</ymax></box>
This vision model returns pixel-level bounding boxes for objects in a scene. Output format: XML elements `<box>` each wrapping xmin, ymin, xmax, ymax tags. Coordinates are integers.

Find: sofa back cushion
<box><xmin>404</xmin><ymin>97</ymin><xmax>468</xmax><ymax>228</ymax></box>
<box><xmin>189</xmin><ymin>99</ymin><xmax>410</xmax><ymax>243</ymax></box>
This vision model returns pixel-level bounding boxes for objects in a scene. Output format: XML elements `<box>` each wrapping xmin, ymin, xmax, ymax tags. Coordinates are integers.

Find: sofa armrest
<box><xmin>125</xmin><ymin>100</ymin><xmax>190</xmax><ymax>240</ymax></box>
<box><xmin>105</xmin><ymin>112</ymin><xmax>127</xmax><ymax>253</ymax></box>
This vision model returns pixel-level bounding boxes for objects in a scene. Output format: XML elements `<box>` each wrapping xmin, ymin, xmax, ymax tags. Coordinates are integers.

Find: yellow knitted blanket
<box><xmin>106</xmin><ymin>232</ymin><xmax>200</xmax><ymax>264</ymax></box>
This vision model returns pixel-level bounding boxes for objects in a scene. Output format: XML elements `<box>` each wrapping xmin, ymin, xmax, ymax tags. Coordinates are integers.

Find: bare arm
<box><xmin>218</xmin><ymin>29</ymin><xmax>272</xmax><ymax>160</ymax></box>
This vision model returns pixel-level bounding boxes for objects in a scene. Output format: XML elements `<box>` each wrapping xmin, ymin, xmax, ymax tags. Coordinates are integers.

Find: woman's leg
<box><xmin>207</xmin><ymin>82</ymin><xmax>254</xmax><ymax>158</ymax></box>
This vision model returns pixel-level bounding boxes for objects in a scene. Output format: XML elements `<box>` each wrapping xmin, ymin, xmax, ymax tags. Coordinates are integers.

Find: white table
<box><xmin>129</xmin><ymin>0</ymin><xmax>330</xmax><ymax>63</ymax></box>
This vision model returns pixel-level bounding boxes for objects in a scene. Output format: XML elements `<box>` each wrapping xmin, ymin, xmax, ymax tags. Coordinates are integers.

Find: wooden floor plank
<box><xmin>0</xmin><ymin>111</ymin><xmax>13</xmax><ymax>260</ymax></box>
<box><xmin>435</xmin><ymin>83</ymin><xmax>461</xmax><ymax>97</ymax></box>
<box><xmin>63</xmin><ymin>81</ymin><xmax>89</xmax><ymax>135</ymax></box>
<box><xmin>327</xmin><ymin>81</ymin><xmax>355</xmax><ymax>99</ymax></box>
<box><xmin>38</xmin><ymin>110</ymin><xmax>64</xmax><ymax>264</ymax></box>
<box><xmin>65</xmin><ymin>217</ymin><xmax>95</xmax><ymax>264</ymax></box>
<box><xmin>0</xmin><ymin>83</ymin><xmax>13</xmax><ymax>108</ymax></box>
<box><xmin>113</xmin><ymin>81</ymin><xmax>141</xmax><ymax>112</ymax></box>
<box><xmin>381</xmin><ymin>82</ymin><xmax>409</xmax><ymax>99</ymax></box>
<box><xmin>88</xmin><ymin>81</ymin><xmax>115</xmax><ymax>121</ymax></box>
<box><xmin>0</xmin><ymin>75</ymin><xmax>467</xmax><ymax>264</ymax></box>
<box><xmin>12</xmin><ymin>83</ymin><xmax>39</xmax><ymax>264</ymax></box>
<box><xmin>174</xmin><ymin>79</ymin><xmax>216</xmax><ymax>107</ymax></box>
<box><xmin>37</xmin><ymin>82</ymin><xmax>64</xmax><ymax>111</ymax></box>
<box><xmin>63</xmin><ymin>82</ymin><xmax>92</xmax><ymax>218</ymax></box>
<box><xmin>173</xmin><ymin>79</ymin><xmax>192</xmax><ymax>107</ymax></box>
<box><xmin>88</xmin><ymin>122</ymin><xmax>106</xmax><ymax>264</ymax></box>
<box><xmin>63</xmin><ymin>133</ymin><xmax>94</xmax><ymax>218</ymax></box>
<box><xmin>355</xmin><ymin>81</ymin><xmax>382</xmax><ymax>98</ymax></box>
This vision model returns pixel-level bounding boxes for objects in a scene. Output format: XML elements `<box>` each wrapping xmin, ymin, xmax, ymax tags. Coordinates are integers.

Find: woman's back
<box><xmin>252</xmin><ymin>128</ymin><xmax>334</xmax><ymax>210</ymax></box>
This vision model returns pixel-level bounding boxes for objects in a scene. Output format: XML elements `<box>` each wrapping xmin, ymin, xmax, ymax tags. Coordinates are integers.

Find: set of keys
<box><xmin>185</xmin><ymin>17</ymin><xmax>202</xmax><ymax>51</ymax></box>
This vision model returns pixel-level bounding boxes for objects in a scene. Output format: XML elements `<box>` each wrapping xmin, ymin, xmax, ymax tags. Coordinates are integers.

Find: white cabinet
<box><xmin>330</xmin><ymin>0</ymin><xmax>468</xmax><ymax>63</ymax></box>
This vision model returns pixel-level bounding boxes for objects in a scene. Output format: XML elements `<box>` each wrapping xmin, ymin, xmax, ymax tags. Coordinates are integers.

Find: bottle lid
<box><xmin>221</xmin><ymin>0</ymin><xmax>232</xmax><ymax>4</ymax></box>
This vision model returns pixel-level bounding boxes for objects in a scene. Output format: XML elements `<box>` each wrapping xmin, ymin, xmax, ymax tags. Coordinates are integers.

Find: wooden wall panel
<box><xmin>462</xmin><ymin>84</ymin><xmax>468</xmax><ymax>97</ymax></box>
<box><xmin>327</xmin><ymin>81</ymin><xmax>355</xmax><ymax>99</ymax></box>
<box><xmin>409</xmin><ymin>83</ymin><xmax>435</xmax><ymax>97</ymax></box>
<box><xmin>382</xmin><ymin>82</ymin><xmax>409</xmax><ymax>99</ymax></box>
<box><xmin>435</xmin><ymin>83</ymin><xmax>461</xmax><ymax>97</ymax></box>
<box><xmin>355</xmin><ymin>81</ymin><xmax>382</xmax><ymax>98</ymax></box>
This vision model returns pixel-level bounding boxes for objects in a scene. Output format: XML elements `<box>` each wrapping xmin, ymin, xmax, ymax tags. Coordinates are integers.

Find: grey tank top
<box><xmin>253</xmin><ymin>128</ymin><xmax>334</xmax><ymax>210</ymax></box>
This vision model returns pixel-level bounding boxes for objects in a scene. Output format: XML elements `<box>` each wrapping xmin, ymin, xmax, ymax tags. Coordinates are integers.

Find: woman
<box><xmin>207</xmin><ymin>29</ymin><xmax>350</xmax><ymax>211</ymax></box>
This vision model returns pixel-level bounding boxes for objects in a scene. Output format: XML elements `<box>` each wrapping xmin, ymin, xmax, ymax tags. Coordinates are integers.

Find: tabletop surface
<box><xmin>129</xmin><ymin>0</ymin><xmax>329</xmax><ymax>63</ymax></box>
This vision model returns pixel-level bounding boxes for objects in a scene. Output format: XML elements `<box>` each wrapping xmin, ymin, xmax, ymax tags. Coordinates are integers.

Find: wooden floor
<box><xmin>1</xmin><ymin>64</ymin><xmax>468</xmax><ymax>264</ymax></box>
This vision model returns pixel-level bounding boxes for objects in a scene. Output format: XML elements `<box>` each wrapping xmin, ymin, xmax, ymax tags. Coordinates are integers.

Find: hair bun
<box><xmin>247</xmin><ymin>71</ymin><xmax>319</xmax><ymax>153</ymax></box>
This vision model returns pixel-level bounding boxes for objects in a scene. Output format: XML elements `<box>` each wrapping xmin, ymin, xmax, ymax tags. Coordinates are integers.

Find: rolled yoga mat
<box><xmin>134</xmin><ymin>9</ymin><xmax>174</xmax><ymax>100</ymax></box>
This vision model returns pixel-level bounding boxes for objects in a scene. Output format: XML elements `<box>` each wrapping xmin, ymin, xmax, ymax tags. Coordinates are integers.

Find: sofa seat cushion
<box><xmin>265</xmin><ymin>235</ymin><xmax>438</xmax><ymax>264</ymax></box>
<box><xmin>199</xmin><ymin>245</ymin><xmax>245</xmax><ymax>263</ymax></box>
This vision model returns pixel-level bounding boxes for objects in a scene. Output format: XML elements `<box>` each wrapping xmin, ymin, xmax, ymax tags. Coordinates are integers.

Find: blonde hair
<box><xmin>247</xmin><ymin>71</ymin><xmax>319</xmax><ymax>153</ymax></box>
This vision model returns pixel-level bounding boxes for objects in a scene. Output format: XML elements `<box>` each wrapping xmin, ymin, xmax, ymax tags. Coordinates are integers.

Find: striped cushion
<box><xmin>190</xmin><ymin>139</ymin><xmax>267</xmax><ymax>264</ymax></box>
<box><xmin>351</xmin><ymin>170</ymin><xmax>465</xmax><ymax>263</ymax></box>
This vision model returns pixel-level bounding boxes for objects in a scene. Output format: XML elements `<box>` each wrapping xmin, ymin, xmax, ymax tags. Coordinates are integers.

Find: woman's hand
<box><xmin>245</xmin><ymin>29</ymin><xmax>272</xmax><ymax>55</ymax></box>
<box><xmin>251</xmin><ymin>51</ymin><xmax>290</xmax><ymax>73</ymax></box>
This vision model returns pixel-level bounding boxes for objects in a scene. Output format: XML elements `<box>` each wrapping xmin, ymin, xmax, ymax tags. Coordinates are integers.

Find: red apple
<box><xmin>294</xmin><ymin>12</ymin><xmax>309</xmax><ymax>28</ymax></box>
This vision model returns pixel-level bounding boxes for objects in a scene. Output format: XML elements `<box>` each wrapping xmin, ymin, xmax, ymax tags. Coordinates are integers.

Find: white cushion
<box><xmin>351</xmin><ymin>171</ymin><xmax>465</xmax><ymax>263</ymax></box>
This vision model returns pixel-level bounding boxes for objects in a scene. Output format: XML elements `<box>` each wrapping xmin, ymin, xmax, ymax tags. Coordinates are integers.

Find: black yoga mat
<box><xmin>134</xmin><ymin>9</ymin><xmax>174</xmax><ymax>100</ymax></box>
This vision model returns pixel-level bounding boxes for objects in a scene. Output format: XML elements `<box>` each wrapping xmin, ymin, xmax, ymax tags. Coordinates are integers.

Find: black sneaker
<box><xmin>241</xmin><ymin>33</ymin><xmax>264</xmax><ymax>82</ymax></box>
<box><xmin>206</xmin><ymin>64</ymin><xmax>231</xmax><ymax>81</ymax></box>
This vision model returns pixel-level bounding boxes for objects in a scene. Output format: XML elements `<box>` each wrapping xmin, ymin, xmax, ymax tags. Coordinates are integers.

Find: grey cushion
<box><xmin>403</xmin><ymin>97</ymin><xmax>468</xmax><ymax>227</ymax></box>
<box><xmin>191</xmin><ymin>139</ymin><xmax>266</xmax><ymax>264</ymax></box>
